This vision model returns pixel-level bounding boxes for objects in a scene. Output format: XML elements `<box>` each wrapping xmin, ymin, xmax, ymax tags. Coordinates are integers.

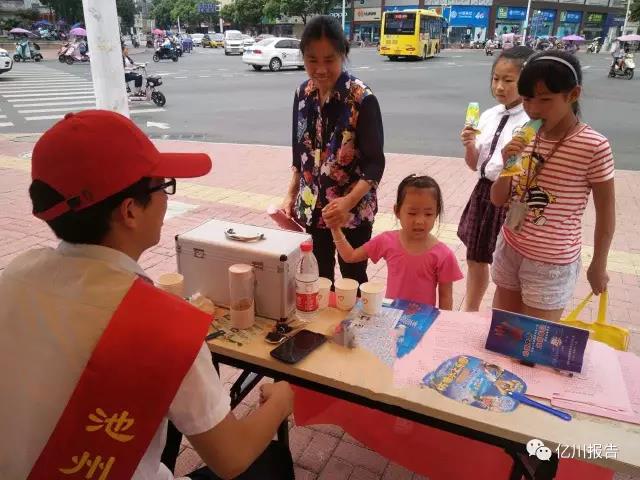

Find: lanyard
<box><xmin>481</xmin><ymin>113</ymin><xmax>510</xmax><ymax>179</ymax></box>
<box><xmin>519</xmin><ymin>121</ymin><xmax>579</xmax><ymax>202</ymax></box>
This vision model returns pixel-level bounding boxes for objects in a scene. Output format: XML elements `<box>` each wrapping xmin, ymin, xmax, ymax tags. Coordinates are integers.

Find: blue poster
<box><xmin>485</xmin><ymin>309</ymin><xmax>589</xmax><ymax>373</ymax></box>
<box><xmin>497</xmin><ymin>6</ymin><xmax>526</xmax><ymax>21</ymax></box>
<box><xmin>560</xmin><ymin>11</ymin><xmax>582</xmax><ymax>23</ymax></box>
<box><xmin>444</xmin><ymin>6</ymin><xmax>490</xmax><ymax>28</ymax></box>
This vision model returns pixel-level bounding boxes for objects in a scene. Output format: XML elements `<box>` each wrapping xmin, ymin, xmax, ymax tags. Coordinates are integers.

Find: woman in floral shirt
<box><xmin>282</xmin><ymin>15</ymin><xmax>385</xmax><ymax>284</ymax></box>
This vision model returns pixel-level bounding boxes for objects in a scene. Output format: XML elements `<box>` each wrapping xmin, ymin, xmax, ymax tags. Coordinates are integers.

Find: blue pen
<box><xmin>508</xmin><ymin>391</ymin><xmax>572</xmax><ymax>421</ymax></box>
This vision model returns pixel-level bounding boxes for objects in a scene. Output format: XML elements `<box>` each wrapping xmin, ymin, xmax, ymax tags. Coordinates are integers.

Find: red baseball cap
<box><xmin>31</xmin><ymin>110</ymin><xmax>212</xmax><ymax>221</ymax></box>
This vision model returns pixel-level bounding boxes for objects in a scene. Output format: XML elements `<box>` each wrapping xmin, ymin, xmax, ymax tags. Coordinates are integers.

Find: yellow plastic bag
<box><xmin>560</xmin><ymin>291</ymin><xmax>630</xmax><ymax>351</ymax></box>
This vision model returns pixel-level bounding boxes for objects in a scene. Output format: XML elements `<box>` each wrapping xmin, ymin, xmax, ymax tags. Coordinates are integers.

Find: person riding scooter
<box><xmin>612</xmin><ymin>41</ymin><xmax>626</xmax><ymax>70</ymax></box>
<box><xmin>123</xmin><ymin>47</ymin><xmax>144</xmax><ymax>96</ymax></box>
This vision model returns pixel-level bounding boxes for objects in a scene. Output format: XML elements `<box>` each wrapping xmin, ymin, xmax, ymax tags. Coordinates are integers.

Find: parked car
<box><xmin>212</xmin><ymin>33</ymin><xmax>224</xmax><ymax>48</ymax></box>
<box><xmin>191</xmin><ymin>33</ymin><xmax>205</xmax><ymax>47</ymax></box>
<box><xmin>224</xmin><ymin>30</ymin><xmax>244</xmax><ymax>55</ymax></box>
<box><xmin>242</xmin><ymin>34</ymin><xmax>255</xmax><ymax>49</ymax></box>
<box><xmin>0</xmin><ymin>48</ymin><xmax>13</xmax><ymax>74</ymax></box>
<box><xmin>242</xmin><ymin>37</ymin><xmax>303</xmax><ymax>71</ymax></box>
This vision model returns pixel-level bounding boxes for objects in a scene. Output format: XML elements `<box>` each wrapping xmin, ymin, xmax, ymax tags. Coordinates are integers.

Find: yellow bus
<box><xmin>379</xmin><ymin>9</ymin><xmax>444</xmax><ymax>61</ymax></box>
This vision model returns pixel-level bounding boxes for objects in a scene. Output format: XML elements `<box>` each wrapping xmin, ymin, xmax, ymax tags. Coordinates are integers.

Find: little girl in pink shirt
<box><xmin>327</xmin><ymin>174</ymin><xmax>463</xmax><ymax>309</ymax></box>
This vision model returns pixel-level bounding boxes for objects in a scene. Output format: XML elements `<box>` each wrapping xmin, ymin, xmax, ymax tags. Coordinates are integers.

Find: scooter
<box><xmin>608</xmin><ymin>53</ymin><xmax>635</xmax><ymax>79</ymax></box>
<box><xmin>126</xmin><ymin>64</ymin><xmax>166</xmax><ymax>107</ymax></box>
<box><xmin>153</xmin><ymin>45</ymin><xmax>178</xmax><ymax>62</ymax></box>
<box><xmin>485</xmin><ymin>40</ymin><xmax>495</xmax><ymax>56</ymax></box>
<box><xmin>586</xmin><ymin>37</ymin><xmax>601</xmax><ymax>54</ymax></box>
<box><xmin>64</xmin><ymin>42</ymin><xmax>90</xmax><ymax>64</ymax></box>
<box><xmin>14</xmin><ymin>41</ymin><xmax>43</xmax><ymax>62</ymax></box>
<box><xmin>58</xmin><ymin>42</ymin><xmax>72</xmax><ymax>62</ymax></box>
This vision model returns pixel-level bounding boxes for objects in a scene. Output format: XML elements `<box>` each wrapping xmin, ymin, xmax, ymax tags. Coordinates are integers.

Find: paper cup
<box><xmin>156</xmin><ymin>272</ymin><xmax>184</xmax><ymax>297</ymax></box>
<box><xmin>360</xmin><ymin>282</ymin><xmax>386</xmax><ymax>315</ymax></box>
<box><xmin>334</xmin><ymin>278</ymin><xmax>359</xmax><ymax>311</ymax></box>
<box><xmin>317</xmin><ymin>277</ymin><xmax>332</xmax><ymax>310</ymax></box>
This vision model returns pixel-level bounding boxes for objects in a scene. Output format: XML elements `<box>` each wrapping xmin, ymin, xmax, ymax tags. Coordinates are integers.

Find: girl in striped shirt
<box><xmin>490</xmin><ymin>51</ymin><xmax>615</xmax><ymax>321</ymax></box>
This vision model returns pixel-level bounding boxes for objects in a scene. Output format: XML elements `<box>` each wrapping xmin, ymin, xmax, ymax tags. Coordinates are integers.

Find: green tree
<box><xmin>631</xmin><ymin>0</ymin><xmax>640</xmax><ymax>22</ymax></box>
<box><xmin>117</xmin><ymin>0</ymin><xmax>137</xmax><ymax>29</ymax></box>
<box><xmin>39</xmin><ymin>0</ymin><xmax>84</xmax><ymax>23</ymax></box>
<box><xmin>262</xmin><ymin>0</ymin><xmax>339</xmax><ymax>24</ymax></box>
<box><xmin>220</xmin><ymin>2</ymin><xmax>238</xmax><ymax>24</ymax></box>
<box><xmin>151</xmin><ymin>0</ymin><xmax>173</xmax><ymax>28</ymax></box>
<box><xmin>234</xmin><ymin>0</ymin><xmax>266</xmax><ymax>27</ymax></box>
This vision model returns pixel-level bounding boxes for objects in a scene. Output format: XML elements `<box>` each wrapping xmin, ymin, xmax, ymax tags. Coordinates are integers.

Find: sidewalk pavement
<box><xmin>1</xmin><ymin>133</ymin><xmax>638</xmax><ymax>480</ymax></box>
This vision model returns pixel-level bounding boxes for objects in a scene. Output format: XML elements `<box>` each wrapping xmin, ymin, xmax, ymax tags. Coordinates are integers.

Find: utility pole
<box><xmin>521</xmin><ymin>0</ymin><xmax>533</xmax><ymax>45</ymax></box>
<box><xmin>622</xmin><ymin>0</ymin><xmax>631</xmax><ymax>35</ymax></box>
<box><xmin>342</xmin><ymin>0</ymin><xmax>346</xmax><ymax>31</ymax></box>
<box><xmin>81</xmin><ymin>0</ymin><xmax>129</xmax><ymax>117</ymax></box>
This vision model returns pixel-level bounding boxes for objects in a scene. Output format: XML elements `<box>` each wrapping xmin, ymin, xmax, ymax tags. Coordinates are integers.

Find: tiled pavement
<box><xmin>1</xmin><ymin>133</ymin><xmax>639</xmax><ymax>479</ymax></box>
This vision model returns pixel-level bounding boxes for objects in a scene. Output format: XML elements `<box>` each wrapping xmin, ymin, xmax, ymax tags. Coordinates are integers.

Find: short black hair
<box><xmin>30</xmin><ymin>177</ymin><xmax>154</xmax><ymax>245</ymax></box>
<box><xmin>395</xmin><ymin>175</ymin><xmax>443</xmax><ymax>219</ymax></box>
<box><xmin>300</xmin><ymin>15</ymin><xmax>349</xmax><ymax>58</ymax></box>
<box><xmin>518</xmin><ymin>50</ymin><xmax>582</xmax><ymax>115</ymax></box>
<box><xmin>491</xmin><ymin>45</ymin><xmax>533</xmax><ymax>76</ymax></box>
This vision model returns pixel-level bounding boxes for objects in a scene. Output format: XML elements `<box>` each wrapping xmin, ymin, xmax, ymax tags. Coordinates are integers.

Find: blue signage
<box><xmin>497</xmin><ymin>6</ymin><xmax>527</xmax><ymax>21</ymax></box>
<box><xmin>537</xmin><ymin>9</ymin><xmax>556</xmax><ymax>22</ymax></box>
<box><xmin>605</xmin><ymin>14</ymin><xmax>625</xmax><ymax>27</ymax></box>
<box><xmin>444</xmin><ymin>6</ymin><xmax>490</xmax><ymax>27</ymax></box>
<box><xmin>560</xmin><ymin>11</ymin><xmax>582</xmax><ymax>23</ymax></box>
<box><xmin>197</xmin><ymin>3</ymin><xmax>217</xmax><ymax>13</ymax></box>
<box><xmin>383</xmin><ymin>5</ymin><xmax>419</xmax><ymax>12</ymax></box>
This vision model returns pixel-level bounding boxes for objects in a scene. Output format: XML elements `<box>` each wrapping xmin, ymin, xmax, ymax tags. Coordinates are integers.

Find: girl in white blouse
<box><xmin>457</xmin><ymin>46</ymin><xmax>533</xmax><ymax>311</ymax></box>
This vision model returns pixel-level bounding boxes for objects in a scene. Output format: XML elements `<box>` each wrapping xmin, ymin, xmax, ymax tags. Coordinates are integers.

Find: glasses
<box><xmin>148</xmin><ymin>178</ymin><xmax>176</xmax><ymax>195</ymax></box>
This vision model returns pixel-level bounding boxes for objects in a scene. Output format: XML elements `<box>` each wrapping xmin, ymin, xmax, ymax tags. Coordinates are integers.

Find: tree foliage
<box><xmin>116</xmin><ymin>0</ymin><xmax>137</xmax><ymax>29</ymax></box>
<box><xmin>261</xmin><ymin>0</ymin><xmax>340</xmax><ymax>25</ymax></box>
<box><xmin>631</xmin><ymin>0</ymin><xmax>640</xmax><ymax>22</ymax></box>
<box><xmin>39</xmin><ymin>0</ymin><xmax>84</xmax><ymax>23</ymax></box>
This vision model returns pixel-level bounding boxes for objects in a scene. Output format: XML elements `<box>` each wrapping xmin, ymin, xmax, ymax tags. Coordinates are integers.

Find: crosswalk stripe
<box><xmin>0</xmin><ymin>115</ymin><xmax>6</xmax><ymax>118</ymax></box>
<box><xmin>25</xmin><ymin>108</ymin><xmax>165</xmax><ymax>121</ymax></box>
<box><xmin>0</xmin><ymin>122</ymin><xmax>14</xmax><ymax>127</ymax></box>
<box><xmin>16</xmin><ymin>99</ymin><xmax>96</xmax><ymax>108</ymax></box>
<box><xmin>0</xmin><ymin>80</ymin><xmax>92</xmax><ymax>87</ymax></box>
<box><xmin>18</xmin><ymin>106</ymin><xmax>94</xmax><ymax>113</ymax></box>
<box><xmin>9</xmin><ymin>95</ymin><xmax>95</xmax><ymax>103</ymax></box>
<box><xmin>0</xmin><ymin>86</ymin><xmax>94</xmax><ymax>94</ymax></box>
<box><xmin>2</xmin><ymin>89</ymin><xmax>94</xmax><ymax>98</ymax></box>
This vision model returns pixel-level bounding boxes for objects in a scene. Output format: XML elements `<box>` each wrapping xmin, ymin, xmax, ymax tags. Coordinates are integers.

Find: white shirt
<box><xmin>0</xmin><ymin>242</ymin><xmax>230</xmax><ymax>480</ymax></box>
<box><xmin>475</xmin><ymin>103</ymin><xmax>529</xmax><ymax>181</ymax></box>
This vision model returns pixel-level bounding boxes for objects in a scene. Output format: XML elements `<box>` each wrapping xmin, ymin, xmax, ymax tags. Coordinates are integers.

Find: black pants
<box><xmin>125</xmin><ymin>72</ymin><xmax>142</xmax><ymax>88</ymax></box>
<box><xmin>307</xmin><ymin>222</ymin><xmax>372</xmax><ymax>285</ymax></box>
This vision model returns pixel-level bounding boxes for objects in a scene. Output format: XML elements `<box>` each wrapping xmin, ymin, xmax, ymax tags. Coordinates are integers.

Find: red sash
<box><xmin>28</xmin><ymin>278</ymin><xmax>211</xmax><ymax>480</ymax></box>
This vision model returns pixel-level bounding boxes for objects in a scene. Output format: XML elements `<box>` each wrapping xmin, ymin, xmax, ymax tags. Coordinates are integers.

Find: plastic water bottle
<box><xmin>295</xmin><ymin>241</ymin><xmax>319</xmax><ymax>321</ymax></box>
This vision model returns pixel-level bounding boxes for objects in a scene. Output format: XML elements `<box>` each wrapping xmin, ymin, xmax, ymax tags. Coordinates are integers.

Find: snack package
<box><xmin>465</xmin><ymin>102</ymin><xmax>480</xmax><ymax>131</ymax></box>
<box><xmin>499</xmin><ymin>119</ymin><xmax>544</xmax><ymax>177</ymax></box>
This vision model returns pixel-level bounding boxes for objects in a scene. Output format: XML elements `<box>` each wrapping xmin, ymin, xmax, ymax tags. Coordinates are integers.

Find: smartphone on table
<box><xmin>270</xmin><ymin>329</ymin><xmax>326</xmax><ymax>364</ymax></box>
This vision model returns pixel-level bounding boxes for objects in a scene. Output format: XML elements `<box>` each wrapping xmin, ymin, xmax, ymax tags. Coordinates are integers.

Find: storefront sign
<box><xmin>532</xmin><ymin>9</ymin><xmax>556</xmax><ymax>22</ymax></box>
<box><xmin>560</xmin><ymin>11</ymin><xmax>582</xmax><ymax>23</ymax></box>
<box><xmin>330</xmin><ymin>5</ymin><xmax>354</xmax><ymax>22</ymax></box>
<box><xmin>585</xmin><ymin>0</ymin><xmax>608</xmax><ymax>5</ymax></box>
<box><xmin>355</xmin><ymin>7</ymin><xmax>382</xmax><ymax>21</ymax></box>
<box><xmin>584</xmin><ymin>12</ymin><xmax>605</xmax><ymax>28</ymax></box>
<box><xmin>605</xmin><ymin>13</ymin><xmax>625</xmax><ymax>26</ymax></box>
<box><xmin>444</xmin><ymin>6</ymin><xmax>490</xmax><ymax>27</ymax></box>
<box><xmin>496</xmin><ymin>6</ymin><xmax>526</xmax><ymax>21</ymax></box>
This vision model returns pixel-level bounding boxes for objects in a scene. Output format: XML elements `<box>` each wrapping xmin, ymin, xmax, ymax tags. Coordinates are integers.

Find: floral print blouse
<box><xmin>291</xmin><ymin>71</ymin><xmax>385</xmax><ymax>229</ymax></box>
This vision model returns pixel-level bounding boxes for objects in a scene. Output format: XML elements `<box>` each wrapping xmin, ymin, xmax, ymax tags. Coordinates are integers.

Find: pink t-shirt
<box><xmin>364</xmin><ymin>231</ymin><xmax>464</xmax><ymax>306</ymax></box>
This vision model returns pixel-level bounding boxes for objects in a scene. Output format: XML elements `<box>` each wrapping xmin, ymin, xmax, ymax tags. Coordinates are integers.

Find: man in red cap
<box><xmin>0</xmin><ymin>110</ymin><xmax>294</xmax><ymax>480</ymax></box>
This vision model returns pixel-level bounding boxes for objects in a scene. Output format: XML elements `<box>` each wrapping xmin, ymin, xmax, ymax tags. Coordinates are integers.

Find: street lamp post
<box><xmin>342</xmin><ymin>0</ymin><xmax>346</xmax><ymax>31</ymax></box>
<box><xmin>622</xmin><ymin>0</ymin><xmax>631</xmax><ymax>35</ymax></box>
<box><xmin>521</xmin><ymin>0</ymin><xmax>533</xmax><ymax>45</ymax></box>
<box><xmin>81</xmin><ymin>0</ymin><xmax>129</xmax><ymax>117</ymax></box>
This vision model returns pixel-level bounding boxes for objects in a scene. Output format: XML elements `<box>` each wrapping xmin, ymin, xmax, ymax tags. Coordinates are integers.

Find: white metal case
<box><xmin>176</xmin><ymin>219</ymin><xmax>311</xmax><ymax>321</ymax></box>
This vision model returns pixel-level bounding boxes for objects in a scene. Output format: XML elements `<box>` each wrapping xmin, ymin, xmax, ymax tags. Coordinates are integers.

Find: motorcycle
<box><xmin>126</xmin><ymin>64</ymin><xmax>166</xmax><ymax>107</ymax></box>
<box><xmin>153</xmin><ymin>45</ymin><xmax>178</xmax><ymax>62</ymax></box>
<box><xmin>14</xmin><ymin>40</ymin><xmax>43</xmax><ymax>62</ymax></box>
<box><xmin>64</xmin><ymin>42</ymin><xmax>90</xmax><ymax>64</ymax></box>
<box><xmin>173</xmin><ymin>41</ymin><xmax>183</xmax><ymax>57</ymax></box>
<box><xmin>608</xmin><ymin>53</ymin><xmax>635</xmax><ymax>80</ymax></box>
<box><xmin>587</xmin><ymin>37</ymin><xmax>601</xmax><ymax>54</ymax></box>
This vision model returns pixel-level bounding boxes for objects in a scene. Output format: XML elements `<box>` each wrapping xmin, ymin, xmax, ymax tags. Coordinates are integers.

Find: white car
<box><xmin>191</xmin><ymin>33</ymin><xmax>205</xmax><ymax>47</ymax></box>
<box><xmin>224</xmin><ymin>30</ymin><xmax>244</xmax><ymax>55</ymax></box>
<box><xmin>0</xmin><ymin>48</ymin><xmax>13</xmax><ymax>75</ymax></box>
<box><xmin>242</xmin><ymin>37</ymin><xmax>303</xmax><ymax>71</ymax></box>
<box><xmin>242</xmin><ymin>34</ymin><xmax>255</xmax><ymax>49</ymax></box>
